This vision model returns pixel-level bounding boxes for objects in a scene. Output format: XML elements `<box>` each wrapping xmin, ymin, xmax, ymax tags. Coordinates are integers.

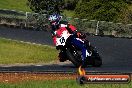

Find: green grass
<box><xmin>0</xmin><ymin>0</ymin><xmax>31</xmax><ymax>12</ymax></box>
<box><xmin>0</xmin><ymin>79</ymin><xmax>131</xmax><ymax>88</ymax></box>
<box><xmin>0</xmin><ymin>38</ymin><xmax>58</xmax><ymax>64</ymax></box>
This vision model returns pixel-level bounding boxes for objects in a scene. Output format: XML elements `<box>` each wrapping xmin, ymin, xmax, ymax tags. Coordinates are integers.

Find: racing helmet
<box><xmin>48</xmin><ymin>14</ymin><xmax>62</xmax><ymax>26</ymax></box>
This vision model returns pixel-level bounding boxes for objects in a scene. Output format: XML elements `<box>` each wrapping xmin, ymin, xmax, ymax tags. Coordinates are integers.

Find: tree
<box><xmin>27</xmin><ymin>0</ymin><xmax>80</xmax><ymax>14</ymax></box>
<box><xmin>74</xmin><ymin>0</ymin><xmax>130</xmax><ymax>23</ymax></box>
<box><xmin>64</xmin><ymin>0</ymin><xmax>79</xmax><ymax>10</ymax></box>
<box><xmin>27</xmin><ymin>0</ymin><xmax>64</xmax><ymax>14</ymax></box>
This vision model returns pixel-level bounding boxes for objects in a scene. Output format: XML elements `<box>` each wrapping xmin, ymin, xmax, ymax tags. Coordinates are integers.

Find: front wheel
<box><xmin>66</xmin><ymin>49</ymin><xmax>82</xmax><ymax>67</ymax></box>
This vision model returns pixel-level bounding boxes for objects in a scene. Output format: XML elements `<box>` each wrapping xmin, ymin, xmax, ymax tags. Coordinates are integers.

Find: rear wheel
<box><xmin>85</xmin><ymin>44</ymin><xmax>102</xmax><ymax>67</ymax></box>
<box><xmin>92</xmin><ymin>56</ymin><xmax>102</xmax><ymax>67</ymax></box>
<box><xmin>91</xmin><ymin>50</ymin><xmax>102</xmax><ymax>67</ymax></box>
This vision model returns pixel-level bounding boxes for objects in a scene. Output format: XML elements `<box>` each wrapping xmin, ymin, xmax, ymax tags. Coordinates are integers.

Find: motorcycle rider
<box><xmin>48</xmin><ymin>14</ymin><xmax>91</xmax><ymax>65</ymax></box>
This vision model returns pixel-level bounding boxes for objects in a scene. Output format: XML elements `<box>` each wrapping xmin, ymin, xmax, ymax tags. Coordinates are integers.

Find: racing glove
<box><xmin>76</xmin><ymin>32</ymin><xmax>86</xmax><ymax>39</ymax></box>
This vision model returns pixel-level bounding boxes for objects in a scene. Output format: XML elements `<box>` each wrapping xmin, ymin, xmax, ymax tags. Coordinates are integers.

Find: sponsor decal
<box><xmin>77</xmin><ymin>65</ymin><xmax>131</xmax><ymax>84</ymax></box>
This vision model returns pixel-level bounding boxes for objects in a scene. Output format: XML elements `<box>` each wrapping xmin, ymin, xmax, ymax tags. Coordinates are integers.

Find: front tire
<box><xmin>58</xmin><ymin>51</ymin><xmax>67</xmax><ymax>62</ymax></box>
<box><xmin>66</xmin><ymin>49</ymin><xmax>81</xmax><ymax>67</ymax></box>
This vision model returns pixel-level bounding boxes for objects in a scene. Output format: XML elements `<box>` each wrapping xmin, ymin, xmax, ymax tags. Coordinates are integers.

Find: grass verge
<box><xmin>0</xmin><ymin>79</ymin><xmax>131</xmax><ymax>88</ymax></box>
<box><xmin>0</xmin><ymin>38</ymin><xmax>58</xmax><ymax>64</ymax></box>
<box><xmin>0</xmin><ymin>0</ymin><xmax>31</xmax><ymax>12</ymax></box>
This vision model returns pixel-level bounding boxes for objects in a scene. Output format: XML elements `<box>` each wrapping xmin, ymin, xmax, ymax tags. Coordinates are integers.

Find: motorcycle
<box><xmin>56</xmin><ymin>29</ymin><xmax>102</xmax><ymax>67</ymax></box>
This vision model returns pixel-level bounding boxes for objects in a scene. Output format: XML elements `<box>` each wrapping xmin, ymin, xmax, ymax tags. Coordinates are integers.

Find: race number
<box><xmin>59</xmin><ymin>37</ymin><xmax>65</xmax><ymax>44</ymax></box>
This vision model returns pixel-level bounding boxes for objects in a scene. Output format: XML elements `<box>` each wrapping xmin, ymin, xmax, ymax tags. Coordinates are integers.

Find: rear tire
<box><xmin>85</xmin><ymin>43</ymin><xmax>102</xmax><ymax>67</ymax></box>
<box><xmin>91</xmin><ymin>50</ymin><xmax>102</xmax><ymax>67</ymax></box>
<box><xmin>93</xmin><ymin>56</ymin><xmax>102</xmax><ymax>67</ymax></box>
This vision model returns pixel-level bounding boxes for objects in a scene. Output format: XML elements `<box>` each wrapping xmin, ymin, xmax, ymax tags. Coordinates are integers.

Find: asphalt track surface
<box><xmin>0</xmin><ymin>26</ymin><xmax>132</xmax><ymax>73</ymax></box>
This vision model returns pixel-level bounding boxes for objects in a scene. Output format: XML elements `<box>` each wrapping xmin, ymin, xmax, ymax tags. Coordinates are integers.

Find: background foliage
<box><xmin>74</xmin><ymin>0</ymin><xmax>132</xmax><ymax>23</ymax></box>
<box><xmin>27</xmin><ymin>0</ymin><xmax>132</xmax><ymax>23</ymax></box>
